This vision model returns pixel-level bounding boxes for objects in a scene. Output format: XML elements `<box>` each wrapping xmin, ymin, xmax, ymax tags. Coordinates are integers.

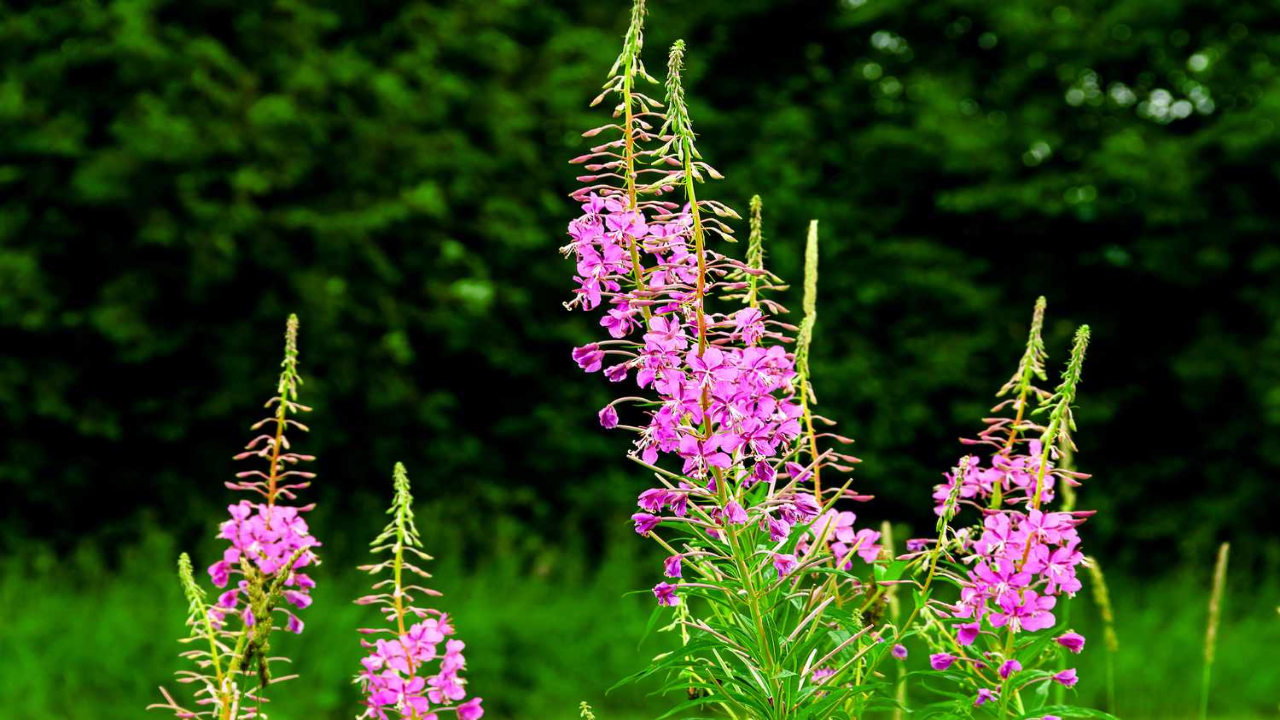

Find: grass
<box><xmin>2</xmin><ymin>526</ymin><xmax>1276</xmax><ymax>719</ymax></box>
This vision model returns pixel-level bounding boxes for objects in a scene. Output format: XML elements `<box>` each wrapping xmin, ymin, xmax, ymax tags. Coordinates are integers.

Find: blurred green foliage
<box><xmin>1</xmin><ymin>3</ymin><xmax>1279</xmax><ymax>707</ymax></box>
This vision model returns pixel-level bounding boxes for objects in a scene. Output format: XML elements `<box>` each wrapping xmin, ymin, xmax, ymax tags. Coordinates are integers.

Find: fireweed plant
<box><xmin>150</xmin><ymin>323</ymin><xmax>485</xmax><ymax>720</ymax></box>
<box><xmin>907</xmin><ymin>310</ymin><xmax>1101</xmax><ymax>718</ymax></box>
<box><xmin>564</xmin><ymin>4</ymin><xmax>880</xmax><ymax>716</ymax></box>
<box><xmin>353</xmin><ymin>463</ymin><xmax>484</xmax><ymax>720</ymax></box>
<box><xmin>561</xmin><ymin>3</ymin><xmax>1112</xmax><ymax>719</ymax></box>
<box><xmin>151</xmin><ymin>315</ymin><xmax>322</xmax><ymax>720</ymax></box>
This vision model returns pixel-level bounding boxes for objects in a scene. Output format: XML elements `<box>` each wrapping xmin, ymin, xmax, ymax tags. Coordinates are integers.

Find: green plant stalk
<box><xmin>990</xmin><ymin>297</ymin><xmax>1047</xmax><ymax>510</ymax></box>
<box><xmin>619</xmin><ymin>26</ymin><xmax>650</xmax><ymax>322</ymax></box>
<box><xmin>684</xmin><ymin>143</ymin><xmax>708</xmax><ymax>359</ymax></box>
<box><xmin>177</xmin><ymin>554</ymin><xmax>229</xmax><ymax>716</ymax></box>
<box><xmin>1030</xmin><ymin>325</ymin><xmax>1089</xmax><ymax>512</ymax></box>
<box><xmin>858</xmin><ymin>458</ymin><xmax>972</xmax><ymax>701</ymax></box>
<box><xmin>745</xmin><ymin>195</ymin><xmax>763</xmax><ymax>309</ymax></box>
<box><xmin>670</xmin><ymin>59</ymin><xmax>780</xmax><ymax>710</ymax></box>
<box><xmin>1054</xmin><ymin>595</ymin><xmax>1072</xmax><ymax>705</ymax></box>
<box><xmin>1086</xmin><ymin>556</ymin><xmax>1119</xmax><ymax>713</ymax></box>
<box><xmin>390</xmin><ymin>473</ymin><xmax>423</xmax><ymax>719</ymax></box>
<box><xmin>996</xmin><ymin>627</ymin><xmax>1016</xmax><ymax>718</ymax></box>
<box><xmin>726</xmin><ymin>523</ymin><xmax>780</xmax><ymax>708</ymax></box>
<box><xmin>221</xmin><ymin>608</ymin><xmax>254</xmax><ymax>720</ymax></box>
<box><xmin>1200</xmin><ymin>542</ymin><xmax>1230</xmax><ymax>720</ymax></box>
<box><xmin>797</xmin><ymin>221</ymin><xmax>821</xmax><ymax>502</ymax></box>
<box><xmin>879</xmin><ymin>521</ymin><xmax>906</xmax><ymax>720</ymax></box>
<box><xmin>622</xmin><ymin>72</ymin><xmax>650</xmax><ymax>319</ymax></box>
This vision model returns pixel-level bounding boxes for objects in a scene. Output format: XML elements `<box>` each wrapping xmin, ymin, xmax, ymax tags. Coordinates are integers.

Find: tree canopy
<box><xmin>2</xmin><ymin>0</ymin><xmax>1276</xmax><ymax>571</ymax></box>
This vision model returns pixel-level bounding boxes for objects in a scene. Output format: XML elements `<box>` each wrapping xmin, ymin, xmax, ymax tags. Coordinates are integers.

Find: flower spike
<box><xmin>1036</xmin><ymin>324</ymin><xmax>1091</xmax><ymax>455</ymax></box>
<box><xmin>998</xmin><ymin>296</ymin><xmax>1049</xmax><ymax>399</ymax></box>
<box><xmin>917</xmin><ymin>304</ymin><xmax>1096</xmax><ymax>709</ymax></box>
<box><xmin>606</xmin><ymin>0</ymin><xmax>656</xmax><ymax>85</ymax></box>
<box><xmin>658</xmin><ymin>40</ymin><xmax>699</xmax><ymax>164</ymax></box>
<box><xmin>153</xmin><ymin>316</ymin><xmax>321</xmax><ymax>719</ymax></box>
<box><xmin>354</xmin><ymin>463</ymin><xmax>483</xmax><ymax>720</ymax></box>
<box><xmin>795</xmin><ymin>220</ymin><xmax>820</xmax><ymax>381</ymax></box>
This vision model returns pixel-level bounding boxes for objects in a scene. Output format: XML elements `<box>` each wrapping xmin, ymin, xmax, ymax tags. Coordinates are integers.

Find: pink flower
<box><xmin>989</xmin><ymin>589</ymin><xmax>1056</xmax><ymax>633</ymax></box>
<box><xmin>1056</xmin><ymin>631</ymin><xmax>1086</xmax><ymax>653</ymax></box>
<box><xmin>632</xmin><ymin>513</ymin><xmax>661</xmax><ymax>535</ymax></box>
<box><xmin>653</xmin><ymin>582</ymin><xmax>679</xmax><ymax>606</ymax></box>
<box><xmin>772</xmin><ymin>553</ymin><xmax>798</xmax><ymax>578</ymax></box>
<box><xmin>637</xmin><ymin>488</ymin><xmax>670</xmax><ymax>513</ymax></box>
<box><xmin>930</xmin><ymin>653</ymin><xmax>957</xmax><ymax>671</ymax></box>
<box><xmin>644</xmin><ymin>315</ymin><xmax>688</xmax><ymax>352</ymax></box>
<box><xmin>664</xmin><ymin>555</ymin><xmax>683</xmax><ymax>578</ymax></box>
<box><xmin>572</xmin><ymin>344</ymin><xmax>604</xmax><ymax>373</ymax></box>
<box><xmin>1053</xmin><ymin>668</ymin><xmax>1079</xmax><ymax>687</ymax></box>
<box><xmin>891</xmin><ymin>644</ymin><xmax>908</xmax><ymax>660</ymax></box>
<box><xmin>677</xmin><ymin>433</ymin><xmax>732</xmax><ymax>477</ymax></box>
<box><xmin>686</xmin><ymin>347</ymin><xmax>737</xmax><ymax>388</ymax></box>
<box><xmin>734</xmin><ymin>307</ymin><xmax>765</xmax><ymax>345</ymax></box>
<box><xmin>458</xmin><ymin>697</ymin><xmax>485</xmax><ymax>720</ymax></box>
<box><xmin>955</xmin><ymin>622</ymin><xmax>981</xmax><ymax>646</ymax></box>
<box><xmin>767</xmin><ymin>517</ymin><xmax>792</xmax><ymax>542</ymax></box>
<box><xmin>724</xmin><ymin>500</ymin><xmax>749</xmax><ymax>525</ymax></box>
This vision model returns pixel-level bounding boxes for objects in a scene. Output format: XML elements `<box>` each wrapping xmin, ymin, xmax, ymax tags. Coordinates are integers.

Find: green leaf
<box><xmin>874</xmin><ymin>558</ymin><xmax>909</xmax><ymax>583</ymax></box>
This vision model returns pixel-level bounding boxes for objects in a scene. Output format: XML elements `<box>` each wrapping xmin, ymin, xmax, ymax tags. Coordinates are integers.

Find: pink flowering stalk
<box><xmin>354</xmin><ymin>463</ymin><xmax>483</xmax><ymax>720</ymax></box>
<box><xmin>564</xmin><ymin>4</ymin><xmax>892</xmax><ymax>716</ymax></box>
<box><xmin>893</xmin><ymin>303</ymin><xmax>1104</xmax><ymax>717</ymax></box>
<box><xmin>151</xmin><ymin>315</ymin><xmax>321</xmax><ymax>720</ymax></box>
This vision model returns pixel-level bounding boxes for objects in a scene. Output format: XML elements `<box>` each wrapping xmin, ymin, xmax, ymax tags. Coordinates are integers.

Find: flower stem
<box><xmin>620</xmin><ymin>34</ymin><xmax>651</xmax><ymax>322</ymax></box>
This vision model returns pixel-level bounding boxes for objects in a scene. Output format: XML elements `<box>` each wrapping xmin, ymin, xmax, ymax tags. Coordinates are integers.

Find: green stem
<box><xmin>1199</xmin><ymin>659</ymin><xmax>1212</xmax><ymax>720</ymax></box>
<box><xmin>620</xmin><ymin>42</ymin><xmax>651</xmax><ymax>322</ymax></box>
<box><xmin>1106</xmin><ymin>649</ymin><xmax>1117</xmax><ymax>714</ymax></box>
<box><xmin>996</xmin><ymin>628</ymin><xmax>1015</xmax><ymax>718</ymax></box>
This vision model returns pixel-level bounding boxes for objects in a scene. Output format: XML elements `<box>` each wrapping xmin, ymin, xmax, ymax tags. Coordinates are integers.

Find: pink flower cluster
<box><xmin>356</xmin><ymin>615</ymin><xmax>483</xmax><ymax>720</ymax></box>
<box><xmin>799</xmin><ymin>509</ymin><xmax>883</xmax><ymax>569</ymax></box>
<box><xmin>932</xmin><ymin>441</ymin><xmax>1057</xmax><ymax>513</ymax></box>
<box><xmin>568</xmin><ymin>196</ymin><xmax>808</xmax><ymax>489</ymax></box>
<box><xmin>567</xmin><ymin>198</ymin><xmax>809</xmax><ymax>460</ymax></box>
<box><xmin>568</xmin><ymin>199</ymin><xmax>807</xmax><ymax>451</ymax></box>
<box><xmin>207</xmin><ymin>500</ymin><xmax>320</xmax><ymax>631</ymax></box>
<box><xmin>565</xmin><ymin>188</ymin><xmax>872</xmax><ymax>603</ymax></box>
<box><xmin>949</xmin><ymin>505</ymin><xmax>1088</xmax><ymax>637</ymax></box>
<box><xmin>564</xmin><ymin>38</ymin><xmax>871</xmax><ymax>611</ymax></box>
<box><xmin>567</xmin><ymin>194</ymin><xmax>697</xmax><ymax>314</ymax></box>
<box><xmin>915</xmin><ymin>309</ymin><xmax>1096</xmax><ymax>703</ymax></box>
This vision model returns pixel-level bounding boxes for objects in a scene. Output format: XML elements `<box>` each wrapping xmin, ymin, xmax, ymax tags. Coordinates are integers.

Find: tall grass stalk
<box><xmin>1200</xmin><ymin>542</ymin><xmax>1230</xmax><ymax>720</ymax></box>
<box><xmin>1086</xmin><ymin>556</ymin><xmax>1119</xmax><ymax>713</ymax></box>
<box><xmin>880</xmin><ymin>520</ymin><xmax>904</xmax><ymax>720</ymax></box>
